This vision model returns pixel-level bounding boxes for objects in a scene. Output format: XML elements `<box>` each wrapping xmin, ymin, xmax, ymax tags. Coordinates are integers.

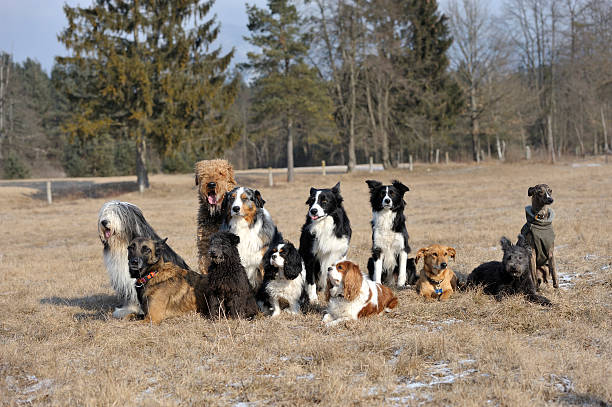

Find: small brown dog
<box><xmin>128</xmin><ymin>237</ymin><xmax>208</xmax><ymax>324</ymax></box>
<box><xmin>415</xmin><ymin>244</ymin><xmax>458</xmax><ymax>300</ymax></box>
<box><xmin>195</xmin><ymin>159</ymin><xmax>237</xmax><ymax>272</ymax></box>
<box><xmin>520</xmin><ymin>184</ymin><xmax>557</xmax><ymax>289</ymax></box>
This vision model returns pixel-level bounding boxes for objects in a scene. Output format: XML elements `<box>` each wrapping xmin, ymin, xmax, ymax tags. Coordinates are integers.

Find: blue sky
<box><xmin>0</xmin><ymin>0</ymin><xmax>267</xmax><ymax>73</ymax></box>
<box><xmin>0</xmin><ymin>0</ymin><xmax>503</xmax><ymax>74</ymax></box>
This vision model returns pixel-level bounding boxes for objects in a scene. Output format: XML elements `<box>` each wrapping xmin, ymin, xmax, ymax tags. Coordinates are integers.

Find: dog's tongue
<box><xmin>104</xmin><ymin>230</ymin><xmax>111</xmax><ymax>239</ymax></box>
<box><xmin>208</xmin><ymin>194</ymin><xmax>218</xmax><ymax>205</ymax></box>
<box><xmin>310</xmin><ymin>215</ymin><xmax>319</xmax><ymax>220</ymax></box>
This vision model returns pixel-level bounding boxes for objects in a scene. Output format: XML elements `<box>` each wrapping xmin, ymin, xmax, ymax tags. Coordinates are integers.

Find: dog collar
<box><xmin>135</xmin><ymin>271</ymin><xmax>158</xmax><ymax>288</ymax></box>
<box><xmin>426</xmin><ymin>276</ymin><xmax>444</xmax><ymax>297</ymax></box>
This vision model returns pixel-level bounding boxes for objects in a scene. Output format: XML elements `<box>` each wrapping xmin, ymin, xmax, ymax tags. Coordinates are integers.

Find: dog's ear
<box><xmin>446</xmin><ymin>246</ymin><xmax>456</xmax><ymax>260</ymax></box>
<box><xmin>528</xmin><ymin>186</ymin><xmax>536</xmax><ymax>197</ymax></box>
<box><xmin>343</xmin><ymin>263</ymin><xmax>363</xmax><ymax>301</ymax></box>
<box><xmin>195</xmin><ymin>173</ymin><xmax>199</xmax><ymax>186</ymax></box>
<box><xmin>392</xmin><ymin>180</ymin><xmax>410</xmax><ymax>194</ymax></box>
<box><xmin>155</xmin><ymin>238</ymin><xmax>168</xmax><ymax>256</ymax></box>
<box><xmin>309</xmin><ymin>187</ymin><xmax>317</xmax><ymax>197</ymax></box>
<box><xmin>283</xmin><ymin>244</ymin><xmax>303</xmax><ymax>280</ymax></box>
<box><xmin>516</xmin><ymin>234</ymin><xmax>529</xmax><ymax>249</ymax></box>
<box><xmin>366</xmin><ymin>180</ymin><xmax>382</xmax><ymax>190</ymax></box>
<box><xmin>253</xmin><ymin>189</ymin><xmax>265</xmax><ymax>208</ymax></box>
<box><xmin>331</xmin><ymin>182</ymin><xmax>341</xmax><ymax>194</ymax></box>
<box><xmin>500</xmin><ymin>237</ymin><xmax>512</xmax><ymax>251</ymax></box>
<box><xmin>415</xmin><ymin>247</ymin><xmax>428</xmax><ymax>265</ymax></box>
<box><xmin>228</xmin><ymin>233</ymin><xmax>240</xmax><ymax>246</ymax></box>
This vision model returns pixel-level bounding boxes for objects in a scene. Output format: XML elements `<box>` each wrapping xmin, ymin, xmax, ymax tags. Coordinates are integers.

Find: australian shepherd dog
<box><xmin>221</xmin><ymin>187</ymin><xmax>281</xmax><ymax>291</ymax></box>
<box><xmin>98</xmin><ymin>201</ymin><xmax>190</xmax><ymax>318</ymax></box>
<box><xmin>299</xmin><ymin>182</ymin><xmax>352</xmax><ymax>304</ymax></box>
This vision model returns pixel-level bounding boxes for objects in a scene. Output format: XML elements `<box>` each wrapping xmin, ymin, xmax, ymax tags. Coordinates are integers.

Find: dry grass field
<box><xmin>0</xmin><ymin>161</ymin><xmax>611</xmax><ymax>406</ymax></box>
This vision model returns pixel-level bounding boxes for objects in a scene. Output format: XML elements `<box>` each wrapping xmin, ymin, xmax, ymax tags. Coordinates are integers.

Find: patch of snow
<box><xmin>296</xmin><ymin>374</ymin><xmax>315</xmax><ymax>381</ymax></box>
<box><xmin>549</xmin><ymin>374</ymin><xmax>574</xmax><ymax>393</ymax></box>
<box><xmin>584</xmin><ymin>253</ymin><xmax>599</xmax><ymax>261</ymax></box>
<box><xmin>571</xmin><ymin>163</ymin><xmax>601</xmax><ymax>168</ymax></box>
<box><xmin>601</xmin><ymin>264</ymin><xmax>610</xmax><ymax>271</ymax></box>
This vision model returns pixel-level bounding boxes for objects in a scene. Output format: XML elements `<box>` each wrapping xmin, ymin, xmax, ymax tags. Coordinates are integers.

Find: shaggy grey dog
<box><xmin>466</xmin><ymin>235</ymin><xmax>552</xmax><ymax>306</ymax></box>
<box><xmin>203</xmin><ymin>232</ymin><xmax>259</xmax><ymax>319</ymax></box>
<box><xmin>98</xmin><ymin>201</ymin><xmax>190</xmax><ymax>318</ymax></box>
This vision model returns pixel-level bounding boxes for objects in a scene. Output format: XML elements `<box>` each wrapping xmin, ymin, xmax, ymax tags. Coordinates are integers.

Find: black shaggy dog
<box><xmin>466</xmin><ymin>235</ymin><xmax>552</xmax><ymax>306</ymax></box>
<box><xmin>365</xmin><ymin>179</ymin><xmax>416</xmax><ymax>287</ymax></box>
<box><xmin>203</xmin><ymin>231</ymin><xmax>259</xmax><ymax>319</ymax></box>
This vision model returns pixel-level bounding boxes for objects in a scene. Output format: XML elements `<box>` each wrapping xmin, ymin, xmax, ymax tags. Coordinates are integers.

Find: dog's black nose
<box><xmin>232</xmin><ymin>205</ymin><xmax>240</xmax><ymax>213</ymax></box>
<box><xmin>101</xmin><ymin>219</ymin><xmax>109</xmax><ymax>228</ymax></box>
<box><xmin>207</xmin><ymin>182</ymin><xmax>216</xmax><ymax>189</ymax></box>
<box><xmin>383</xmin><ymin>198</ymin><xmax>391</xmax><ymax>204</ymax></box>
<box><xmin>328</xmin><ymin>266</ymin><xmax>333</xmax><ymax>271</ymax></box>
<box><xmin>310</xmin><ymin>208</ymin><xmax>318</xmax><ymax>215</ymax></box>
<box><xmin>440</xmin><ymin>262</ymin><xmax>447</xmax><ymax>269</ymax></box>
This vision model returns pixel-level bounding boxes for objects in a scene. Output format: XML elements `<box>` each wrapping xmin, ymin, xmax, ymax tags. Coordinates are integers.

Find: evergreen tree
<box><xmin>244</xmin><ymin>0</ymin><xmax>334</xmax><ymax>181</ymax></box>
<box><xmin>57</xmin><ymin>0</ymin><xmax>237</xmax><ymax>189</ymax></box>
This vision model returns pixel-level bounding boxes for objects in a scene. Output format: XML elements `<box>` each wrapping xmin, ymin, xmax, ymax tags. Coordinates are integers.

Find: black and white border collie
<box><xmin>257</xmin><ymin>239</ymin><xmax>306</xmax><ymax>316</ymax></box>
<box><xmin>299</xmin><ymin>182</ymin><xmax>352</xmax><ymax>304</ymax></box>
<box><xmin>221</xmin><ymin>186</ymin><xmax>281</xmax><ymax>291</ymax></box>
<box><xmin>365</xmin><ymin>180</ymin><xmax>415</xmax><ymax>287</ymax></box>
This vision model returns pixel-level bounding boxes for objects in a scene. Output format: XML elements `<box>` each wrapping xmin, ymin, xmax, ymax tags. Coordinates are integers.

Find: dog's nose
<box><xmin>327</xmin><ymin>266</ymin><xmax>333</xmax><ymax>272</ymax></box>
<box><xmin>383</xmin><ymin>198</ymin><xmax>391</xmax><ymax>204</ymax></box>
<box><xmin>440</xmin><ymin>262</ymin><xmax>447</xmax><ymax>269</ymax></box>
<box><xmin>101</xmin><ymin>219</ymin><xmax>109</xmax><ymax>228</ymax></box>
<box><xmin>232</xmin><ymin>206</ymin><xmax>240</xmax><ymax>213</ymax></box>
<box><xmin>310</xmin><ymin>208</ymin><xmax>318</xmax><ymax>215</ymax></box>
<box><xmin>207</xmin><ymin>182</ymin><xmax>216</xmax><ymax>189</ymax></box>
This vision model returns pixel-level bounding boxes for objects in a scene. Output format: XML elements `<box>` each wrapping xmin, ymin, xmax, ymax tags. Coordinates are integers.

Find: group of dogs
<box><xmin>97</xmin><ymin>159</ymin><xmax>557</xmax><ymax>326</ymax></box>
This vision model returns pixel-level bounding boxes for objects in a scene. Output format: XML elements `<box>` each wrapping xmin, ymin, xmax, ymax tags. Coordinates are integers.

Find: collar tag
<box><xmin>434</xmin><ymin>288</ymin><xmax>443</xmax><ymax>295</ymax></box>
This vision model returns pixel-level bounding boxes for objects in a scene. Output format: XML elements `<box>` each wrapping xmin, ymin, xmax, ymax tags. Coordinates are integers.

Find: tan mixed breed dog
<box><xmin>195</xmin><ymin>159</ymin><xmax>237</xmax><ymax>272</ymax></box>
<box><xmin>415</xmin><ymin>244</ymin><xmax>458</xmax><ymax>300</ymax></box>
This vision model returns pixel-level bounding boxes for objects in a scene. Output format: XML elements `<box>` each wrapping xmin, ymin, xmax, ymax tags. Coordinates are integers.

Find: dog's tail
<box><xmin>406</xmin><ymin>257</ymin><xmax>418</xmax><ymax>286</ymax></box>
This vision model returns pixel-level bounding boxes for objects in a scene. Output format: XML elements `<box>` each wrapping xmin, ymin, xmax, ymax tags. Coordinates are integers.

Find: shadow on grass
<box><xmin>40</xmin><ymin>294</ymin><xmax>118</xmax><ymax>321</ymax></box>
<box><xmin>0</xmin><ymin>180</ymin><xmax>138</xmax><ymax>201</ymax></box>
<box><xmin>559</xmin><ymin>393</ymin><xmax>611</xmax><ymax>407</ymax></box>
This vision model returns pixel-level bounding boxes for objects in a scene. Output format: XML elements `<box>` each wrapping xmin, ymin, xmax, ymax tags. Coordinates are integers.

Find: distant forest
<box><xmin>0</xmin><ymin>0</ymin><xmax>610</xmax><ymax>182</ymax></box>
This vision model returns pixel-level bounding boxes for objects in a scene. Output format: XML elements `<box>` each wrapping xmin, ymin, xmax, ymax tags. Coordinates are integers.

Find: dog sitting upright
<box><xmin>299</xmin><ymin>182</ymin><xmax>352</xmax><ymax>304</ymax></box>
<box><xmin>128</xmin><ymin>237</ymin><xmax>207</xmax><ymax>324</ymax></box>
<box><xmin>466</xmin><ymin>235</ymin><xmax>551</xmax><ymax>306</ymax></box>
<box><xmin>195</xmin><ymin>159</ymin><xmax>237</xmax><ymax>273</ymax></box>
<box><xmin>221</xmin><ymin>187</ymin><xmax>281</xmax><ymax>291</ymax></box>
<box><xmin>257</xmin><ymin>238</ymin><xmax>306</xmax><ymax>316</ymax></box>
<box><xmin>415</xmin><ymin>244</ymin><xmax>458</xmax><ymax>300</ymax></box>
<box><xmin>365</xmin><ymin>180</ymin><xmax>416</xmax><ymax>287</ymax></box>
<box><xmin>204</xmin><ymin>231</ymin><xmax>259</xmax><ymax>319</ymax></box>
<box><xmin>519</xmin><ymin>184</ymin><xmax>557</xmax><ymax>289</ymax></box>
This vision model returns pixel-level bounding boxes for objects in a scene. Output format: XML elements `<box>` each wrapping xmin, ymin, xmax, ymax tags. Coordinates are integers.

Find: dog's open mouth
<box><xmin>102</xmin><ymin>227</ymin><xmax>112</xmax><ymax>239</ymax></box>
<box><xmin>207</xmin><ymin>193</ymin><xmax>218</xmax><ymax>205</ymax></box>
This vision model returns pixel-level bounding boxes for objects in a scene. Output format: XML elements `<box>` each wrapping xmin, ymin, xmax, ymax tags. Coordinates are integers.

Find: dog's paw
<box><xmin>112</xmin><ymin>305</ymin><xmax>141</xmax><ymax>319</ymax></box>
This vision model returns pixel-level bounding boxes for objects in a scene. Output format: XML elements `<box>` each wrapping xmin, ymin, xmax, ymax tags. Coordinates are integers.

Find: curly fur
<box><xmin>466</xmin><ymin>235</ymin><xmax>552</xmax><ymax>306</ymax></box>
<box><xmin>195</xmin><ymin>159</ymin><xmax>237</xmax><ymax>273</ymax></box>
<box><xmin>98</xmin><ymin>201</ymin><xmax>190</xmax><ymax>319</ymax></box>
<box><xmin>202</xmin><ymin>232</ymin><xmax>259</xmax><ymax>319</ymax></box>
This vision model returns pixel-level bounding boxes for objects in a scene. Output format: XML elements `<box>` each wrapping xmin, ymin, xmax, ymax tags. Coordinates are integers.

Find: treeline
<box><xmin>0</xmin><ymin>0</ymin><xmax>610</xmax><ymax>181</ymax></box>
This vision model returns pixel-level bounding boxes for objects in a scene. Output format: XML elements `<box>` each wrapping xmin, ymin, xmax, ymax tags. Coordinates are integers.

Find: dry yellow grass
<box><xmin>0</xmin><ymin>161</ymin><xmax>611</xmax><ymax>406</ymax></box>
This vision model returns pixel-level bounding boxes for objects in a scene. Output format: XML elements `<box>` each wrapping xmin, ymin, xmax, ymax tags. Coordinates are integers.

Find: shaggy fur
<box><xmin>322</xmin><ymin>260</ymin><xmax>398</xmax><ymax>327</ymax></box>
<box><xmin>415</xmin><ymin>244</ymin><xmax>458</xmax><ymax>300</ymax></box>
<box><xmin>519</xmin><ymin>183</ymin><xmax>557</xmax><ymax>289</ymax></box>
<box><xmin>466</xmin><ymin>235</ymin><xmax>552</xmax><ymax>306</ymax></box>
<box><xmin>365</xmin><ymin>179</ymin><xmax>416</xmax><ymax>287</ymax></box>
<box><xmin>128</xmin><ymin>237</ymin><xmax>208</xmax><ymax>324</ymax></box>
<box><xmin>257</xmin><ymin>239</ymin><xmax>306</xmax><ymax>316</ymax></box>
<box><xmin>195</xmin><ymin>159</ymin><xmax>237</xmax><ymax>273</ymax></box>
<box><xmin>97</xmin><ymin>201</ymin><xmax>190</xmax><ymax>319</ymax></box>
<box><xmin>221</xmin><ymin>186</ymin><xmax>281</xmax><ymax>291</ymax></box>
<box><xmin>299</xmin><ymin>182</ymin><xmax>352</xmax><ymax>304</ymax></box>
<box><xmin>202</xmin><ymin>232</ymin><xmax>259</xmax><ymax>319</ymax></box>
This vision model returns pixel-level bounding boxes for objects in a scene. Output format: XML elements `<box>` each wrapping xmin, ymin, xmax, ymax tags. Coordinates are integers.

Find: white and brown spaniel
<box><xmin>322</xmin><ymin>260</ymin><xmax>398</xmax><ymax>326</ymax></box>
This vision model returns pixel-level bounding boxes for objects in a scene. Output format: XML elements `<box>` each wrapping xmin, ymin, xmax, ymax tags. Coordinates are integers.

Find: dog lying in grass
<box><xmin>466</xmin><ymin>235</ymin><xmax>552</xmax><ymax>306</ymax></box>
<box><xmin>128</xmin><ymin>237</ymin><xmax>207</xmax><ymax>324</ymax></box>
<box><xmin>323</xmin><ymin>260</ymin><xmax>397</xmax><ymax>327</ymax></box>
<box><xmin>415</xmin><ymin>244</ymin><xmax>458</xmax><ymax>300</ymax></box>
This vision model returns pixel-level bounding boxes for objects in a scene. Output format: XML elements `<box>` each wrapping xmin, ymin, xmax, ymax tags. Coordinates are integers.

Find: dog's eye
<box><xmin>432</xmin><ymin>253</ymin><xmax>437</xmax><ymax>257</ymax></box>
<box><xmin>444</xmin><ymin>252</ymin><xmax>447</xmax><ymax>256</ymax></box>
<box><xmin>142</xmin><ymin>246</ymin><xmax>150</xmax><ymax>253</ymax></box>
<box><xmin>337</xmin><ymin>265</ymin><xmax>343</xmax><ymax>270</ymax></box>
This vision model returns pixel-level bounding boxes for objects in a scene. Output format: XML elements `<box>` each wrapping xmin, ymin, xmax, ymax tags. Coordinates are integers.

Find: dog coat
<box><xmin>521</xmin><ymin>206</ymin><xmax>555</xmax><ymax>267</ymax></box>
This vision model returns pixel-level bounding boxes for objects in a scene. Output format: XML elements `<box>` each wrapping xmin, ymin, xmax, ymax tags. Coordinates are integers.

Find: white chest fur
<box><xmin>228</xmin><ymin>210</ymin><xmax>268</xmax><ymax>288</ymax></box>
<box><xmin>308</xmin><ymin>216</ymin><xmax>349</xmax><ymax>288</ymax></box>
<box><xmin>372</xmin><ymin>209</ymin><xmax>404</xmax><ymax>271</ymax></box>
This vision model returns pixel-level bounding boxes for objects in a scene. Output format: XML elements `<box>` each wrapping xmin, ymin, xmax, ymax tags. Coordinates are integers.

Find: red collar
<box><xmin>135</xmin><ymin>270</ymin><xmax>158</xmax><ymax>287</ymax></box>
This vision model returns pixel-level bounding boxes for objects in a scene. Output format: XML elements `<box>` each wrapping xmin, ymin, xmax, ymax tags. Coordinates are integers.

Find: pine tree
<box><xmin>57</xmin><ymin>0</ymin><xmax>237</xmax><ymax>188</ymax></box>
<box><xmin>244</xmin><ymin>0</ymin><xmax>334</xmax><ymax>182</ymax></box>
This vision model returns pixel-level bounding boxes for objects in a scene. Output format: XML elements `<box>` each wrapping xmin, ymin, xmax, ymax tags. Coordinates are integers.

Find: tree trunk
<box><xmin>602</xmin><ymin>105</ymin><xmax>609</xmax><ymax>153</ymax></box>
<box><xmin>136</xmin><ymin>138</ymin><xmax>149</xmax><ymax>192</ymax></box>
<box><xmin>347</xmin><ymin>59</ymin><xmax>357</xmax><ymax>173</ymax></box>
<box><xmin>547</xmin><ymin>113</ymin><xmax>555</xmax><ymax>163</ymax></box>
<box><xmin>287</xmin><ymin>117</ymin><xmax>294</xmax><ymax>183</ymax></box>
<box><xmin>470</xmin><ymin>86</ymin><xmax>479</xmax><ymax>162</ymax></box>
